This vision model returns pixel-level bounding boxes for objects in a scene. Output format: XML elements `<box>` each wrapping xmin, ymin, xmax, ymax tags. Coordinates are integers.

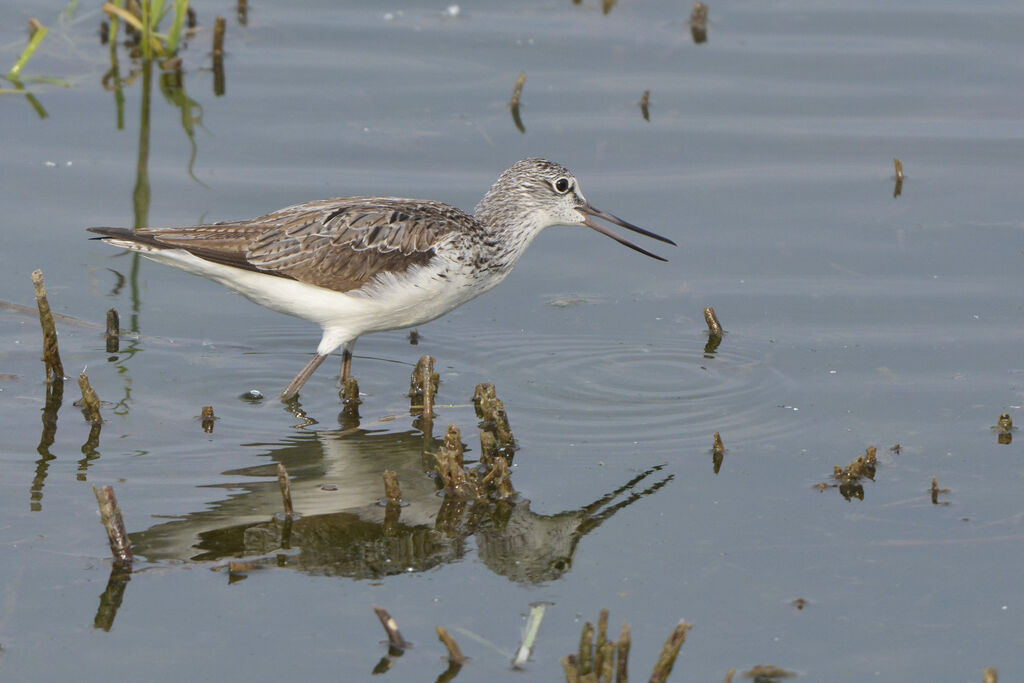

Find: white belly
<box><xmin>134</xmin><ymin>247</ymin><xmax>507</xmax><ymax>352</ymax></box>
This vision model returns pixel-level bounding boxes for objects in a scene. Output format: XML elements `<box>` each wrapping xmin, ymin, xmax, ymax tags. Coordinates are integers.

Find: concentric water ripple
<box><xmin>428</xmin><ymin>326</ymin><xmax>802</xmax><ymax>451</ymax></box>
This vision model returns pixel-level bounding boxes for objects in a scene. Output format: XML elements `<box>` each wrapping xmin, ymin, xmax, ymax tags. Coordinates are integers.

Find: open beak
<box><xmin>578</xmin><ymin>204</ymin><xmax>676</xmax><ymax>262</ymax></box>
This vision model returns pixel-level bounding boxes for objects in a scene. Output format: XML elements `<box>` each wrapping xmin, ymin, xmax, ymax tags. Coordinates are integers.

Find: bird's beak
<box><xmin>578</xmin><ymin>204</ymin><xmax>677</xmax><ymax>262</ymax></box>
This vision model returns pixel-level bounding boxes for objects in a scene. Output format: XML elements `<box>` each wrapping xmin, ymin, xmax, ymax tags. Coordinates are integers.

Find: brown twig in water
<box><xmin>341</xmin><ymin>376</ymin><xmax>361</xmax><ymax>417</ymax></box>
<box><xmin>435</xmin><ymin>424</ymin><xmax>474</xmax><ymax>497</ymax></box>
<box><xmin>409</xmin><ymin>355</ymin><xmax>439</xmax><ymax>417</ymax></box>
<box><xmin>722</xmin><ymin>668</ymin><xmax>736</xmax><ymax>683</ymax></box>
<box><xmin>893</xmin><ymin>157</ymin><xmax>904</xmax><ymax>197</ymax></box>
<box><xmin>77</xmin><ymin>371</ymin><xmax>103</xmax><ymax>424</ymax></box>
<box><xmin>983</xmin><ymin>667</ymin><xmax>998</xmax><ymax>683</ymax></box>
<box><xmin>105</xmin><ymin>308</ymin><xmax>120</xmax><ymax>353</ymax></box>
<box><xmin>31</xmin><ymin>270</ymin><xmax>65</xmax><ymax>382</ymax></box>
<box><xmin>577</xmin><ymin>621</ymin><xmax>595</xmax><ymax>676</ymax></box>
<box><xmin>689</xmin><ymin>1</ymin><xmax>708</xmax><ymax>43</ymax></box>
<box><xmin>212</xmin><ymin>16</ymin><xmax>226</xmax><ymax>95</ymax></box>
<box><xmin>711</xmin><ymin>430</ymin><xmax>726</xmax><ymax>474</ymax></box>
<box><xmin>473</xmin><ymin>382</ymin><xmax>516</xmax><ymax>453</ymax></box>
<box><xmin>562</xmin><ymin>656</ymin><xmax>580</xmax><ymax>683</ymax></box>
<box><xmin>92</xmin><ymin>484</ymin><xmax>133</xmax><ymax>565</ymax></box>
<box><xmin>594</xmin><ymin>609</ymin><xmax>609</xmax><ymax>677</ymax></box>
<box><xmin>382</xmin><ymin>470</ymin><xmax>402</xmax><ymax>503</ymax></box>
<box><xmin>704</xmin><ymin>306</ymin><xmax>723</xmax><ymax>338</ymax></box>
<box><xmin>479</xmin><ymin>430</ymin><xmax>498</xmax><ymax>465</ymax></box>
<box><xmin>712</xmin><ymin>432</ymin><xmax>725</xmax><ymax>456</ymax></box>
<box><xmin>649</xmin><ymin>620</ymin><xmax>692</xmax><ymax>683</ymax></box>
<box><xmin>442</xmin><ymin>423</ymin><xmax>464</xmax><ymax>468</ymax></box>
<box><xmin>201</xmin><ymin>405</ymin><xmax>215</xmax><ymax>433</ymax></box>
<box><xmin>509</xmin><ymin>71</ymin><xmax>527</xmax><ymax>134</ymax></box>
<box><xmin>481</xmin><ymin>455</ymin><xmax>514</xmax><ymax>499</ymax></box>
<box><xmin>277</xmin><ymin>462</ymin><xmax>293</xmax><ymax>517</ymax></box>
<box><xmin>639</xmin><ymin>89</ymin><xmax>651</xmax><ymax>121</ymax></box>
<box><xmin>436</xmin><ymin>626</ymin><xmax>466</xmax><ymax>665</ymax></box>
<box><xmin>616</xmin><ymin>623</ymin><xmax>630</xmax><ymax>683</ymax></box>
<box><xmin>373</xmin><ymin>605</ymin><xmax>409</xmax><ymax>651</ymax></box>
<box><xmin>509</xmin><ymin>71</ymin><xmax>526</xmax><ymax>109</ymax></box>
<box><xmin>930</xmin><ymin>476</ymin><xmax>950</xmax><ymax>505</ymax></box>
<box><xmin>212</xmin><ymin>15</ymin><xmax>226</xmax><ymax>55</ymax></box>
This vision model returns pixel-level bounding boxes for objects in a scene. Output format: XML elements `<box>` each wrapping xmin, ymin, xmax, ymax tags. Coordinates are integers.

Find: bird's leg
<box><xmin>339</xmin><ymin>348</ymin><xmax>353</xmax><ymax>383</ymax></box>
<box><xmin>281</xmin><ymin>352</ymin><xmax>328</xmax><ymax>401</ymax></box>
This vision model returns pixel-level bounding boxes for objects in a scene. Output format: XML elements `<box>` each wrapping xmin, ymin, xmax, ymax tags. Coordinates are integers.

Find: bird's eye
<box><xmin>552</xmin><ymin>177</ymin><xmax>572</xmax><ymax>194</ymax></box>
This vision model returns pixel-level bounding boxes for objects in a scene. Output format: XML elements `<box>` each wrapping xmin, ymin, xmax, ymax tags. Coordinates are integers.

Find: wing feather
<box><xmin>90</xmin><ymin>197</ymin><xmax>479</xmax><ymax>293</ymax></box>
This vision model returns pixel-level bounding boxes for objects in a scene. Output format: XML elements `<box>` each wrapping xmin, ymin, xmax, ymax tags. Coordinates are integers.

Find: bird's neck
<box><xmin>473</xmin><ymin>188</ymin><xmax>547</xmax><ymax>264</ymax></box>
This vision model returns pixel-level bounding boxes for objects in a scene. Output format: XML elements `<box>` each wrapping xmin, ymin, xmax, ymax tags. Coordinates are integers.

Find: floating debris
<box><xmin>213</xmin><ymin>16</ymin><xmax>226</xmax><ymax>96</ymax></box>
<box><xmin>436</xmin><ymin>626</ymin><xmax>466</xmax><ymax>665</ymax></box>
<box><xmin>704</xmin><ymin>306</ymin><xmax>723</xmax><ymax>354</ymax></box>
<box><xmin>92</xmin><ymin>485</ymin><xmax>133</xmax><ymax>566</ymax></box>
<box><xmin>481</xmin><ymin>454</ymin><xmax>514</xmax><ymax>499</ymax></box>
<box><xmin>791</xmin><ymin>598</ymin><xmax>808</xmax><ymax>610</ymax></box>
<box><xmin>829</xmin><ymin>445</ymin><xmax>879</xmax><ymax>501</ymax></box>
<box><xmin>712</xmin><ymin>431</ymin><xmax>726</xmax><ymax>474</ymax></box>
<box><xmin>409</xmin><ymin>355</ymin><xmax>439</xmax><ymax>418</ymax></box>
<box><xmin>434</xmin><ymin>424</ymin><xmax>472</xmax><ymax>497</ymax></box>
<box><xmin>512</xmin><ymin>602</ymin><xmax>548</xmax><ymax>670</ymax></box>
<box><xmin>200</xmin><ymin>405</ymin><xmax>215</xmax><ymax>433</ymax></box>
<box><xmin>105</xmin><ymin>308</ymin><xmax>120</xmax><ymax>353</ymax></box>
<box><xmin>509</xmin><ymin>71</ymin><xmax>526</xmax><ymax>134</ymax></box>
<box><xmin>689</xmin><ymin>1</ymin><xmax>708</xmax><ymax>44</ymax></box>
<box><xmin>237</xmin><ymin>0</ymin><xmax>248</xmax><ymax>26</ymax></box>
<box><xmin>77</xmin><ymin>371</ymin><xmax>103</xmax><ymax>424</ymax></box>
<box><xmin>704</xmin><ymin>306</ymin><xmax>723</xmax><ymax>338</ymax></box>
<box><xmin>893</xmin><ymin>157</ymin><xmax>904</xmax><ymax>198</ymax></box>
<box><xmin>340</xmin><ymin>376</ymin><xmax>361</xmax><ymax>418</ymax></box>
<box><xmin>240</xmin><ymin>389</ymin><xmax>264</xmax><ymax>402</ymax></box>
<box><xmin>373</xmin><ymin>606</ymin><xmax>409</xmax><ymax>652</ymax></box>
<box><xmin>382</xmin><ymin>470</ymin><xmax>403</xmax><ymax>504</ymax></box>
<box><xmin>277</xmin><ymin>463</ymin><xmax>294</xmax><ymax>518</ymax></box>
<box><xmin>639</xmin><ymin>89</ymin><xmax>651</xmax><ymax>121</ymax></box>
<box><xmin>650</xmin><ymin>620</ymin><xmax>692</xmax><ymax>682</ymax></box>
<box><xmin>212</xmin><ymin>15</ymin><xmax>226</xmax><ymax>55</ymax></box>
<box><xmin>994</xmin><ymin>413</ymin><xmax>1014</xmax><ymax>444</ymax></box>
<box><xmin>602</xmin><ymin>0</ymin><xmax>617</xmax><ymax>15</ymax></box>
<box><xmin>31</xmin><ymin>269</ymin><xmax>65</xmax><ymax>383</ymax></box>
<box><xmin>473</xmin><ymin>382</ymin><xmax>515</xmax><ymax>456</ymax></box>
<box><xmin>562</xmin><ymin>610</ymin><xmax>687</xmax><ymax>683</ymax></box>
<box><xmin>408</xmin><ymin>329</ymin><xmax>419</xmax><ymax>345</ymax></box>
<box><xmin>930</xmin><ymin>476</ymin><xmax>950</xmax><ymax>505</ymax></box>
<box><xmin>742</xmin><ymin>664</ymin><xmax>797</xmax><ymax>679</ymax></box>
<box><xmin>984</xmin><ymin>667</ymin><xmax>998</xmax><ymax>683</ymax></box>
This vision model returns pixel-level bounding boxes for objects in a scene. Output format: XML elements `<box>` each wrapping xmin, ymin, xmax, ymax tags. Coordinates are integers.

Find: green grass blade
<box><xmin>165</xmin><ymin>0</ymin><xmax>189</xmax><ymax>55</ymax></box>
<box><xmin>7</xmin><ymin>23</ymin><xmax>49</xmax><ymax>80</ymax></box>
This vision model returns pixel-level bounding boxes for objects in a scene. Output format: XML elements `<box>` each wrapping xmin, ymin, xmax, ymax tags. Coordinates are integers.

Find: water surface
<box><xmin>1</xmin><ymin>0</ymin><xmax>1022</xmax><ymax>680</ymax></box>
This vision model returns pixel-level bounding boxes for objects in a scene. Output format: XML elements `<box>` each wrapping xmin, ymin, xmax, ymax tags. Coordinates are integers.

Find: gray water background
<box><xmin>1</xmin><ymin>0</ymin><xmax>1022</xmax><ymax>680</ymax></box>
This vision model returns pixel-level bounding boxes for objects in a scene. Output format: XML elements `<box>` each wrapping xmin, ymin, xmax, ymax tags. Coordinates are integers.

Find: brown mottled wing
<box><xmin>102</xmin><ymin>198</ymin><xmax>476</xmax><ymax>293</ymax></box>
<box><xmin>245</xmin><ymin>198</ymin><xmax>472</xmax><ymax>292</ymax></box>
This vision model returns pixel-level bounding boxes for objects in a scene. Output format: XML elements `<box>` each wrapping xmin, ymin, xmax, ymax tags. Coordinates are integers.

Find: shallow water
<box><xmin>1</xmin><ymin>0</ymin><xmax>1022</xmax><ymax>680</ymax></box>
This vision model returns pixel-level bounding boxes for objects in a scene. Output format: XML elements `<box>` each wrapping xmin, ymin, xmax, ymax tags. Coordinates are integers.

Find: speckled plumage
<box><xmin>88</xmin><ymin>158</ymin><xmax>675</xmax><ymax>400</ymax></box>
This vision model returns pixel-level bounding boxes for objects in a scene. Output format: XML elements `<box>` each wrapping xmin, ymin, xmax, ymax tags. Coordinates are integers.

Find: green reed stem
<box><xmin>7</xmin><ymin>23</ymin><xmax>49</xmax><ymax>80</ymax></box>
<box><xmin>165</xmin><ymin>0</ymin><xmax>189</xmax><ymax>54</ymax></box>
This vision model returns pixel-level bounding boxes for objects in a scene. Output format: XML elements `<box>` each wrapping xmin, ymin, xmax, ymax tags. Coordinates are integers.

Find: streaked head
<box><xmin>475</xmin><ymin>158</ymin><xmax>676</xmax><ymax>261</ymax></box>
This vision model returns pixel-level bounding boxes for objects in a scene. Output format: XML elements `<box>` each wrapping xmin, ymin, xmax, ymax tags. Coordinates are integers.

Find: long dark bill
<box><xmin>579</xmin><ymin>204</ymin><xmax>676</xmax><ymax>262</ymax></box>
